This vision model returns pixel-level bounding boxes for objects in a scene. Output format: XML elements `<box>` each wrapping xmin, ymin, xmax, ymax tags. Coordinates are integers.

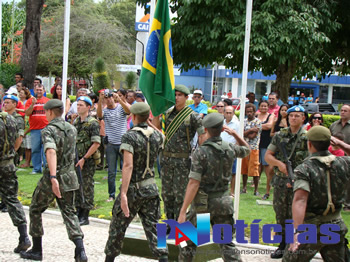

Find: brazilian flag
<box><xmin>139</xmin><ymin>0</ymin><xmax>175</xmax><ymax>116</ymax></box>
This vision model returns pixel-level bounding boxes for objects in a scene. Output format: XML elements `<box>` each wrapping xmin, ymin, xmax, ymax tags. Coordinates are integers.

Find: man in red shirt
<box><xmin>267</xmin><ymin>92</ymin><xmax>280</xmax><ymax>119</ymax></box>
<box><xmin>227</xmin><ymin>90</ymin><xmax>232</xmax><ymax>98</ymax></box>
<box><xmin>25</xmin><ymin>85</ymin><xmax>50</xmax><ymax>174</ymax></box>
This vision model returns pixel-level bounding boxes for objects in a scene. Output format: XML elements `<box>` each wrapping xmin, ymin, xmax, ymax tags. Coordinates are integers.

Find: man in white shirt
<box><xmin>221</xmin><ymin>106</ymin><xmax>240</xmax><ymax>196</ymax></box>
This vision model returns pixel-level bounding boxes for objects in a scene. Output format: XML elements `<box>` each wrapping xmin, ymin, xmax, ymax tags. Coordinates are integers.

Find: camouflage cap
<box><xmin>43</xmin><ymin>99</ymin><xmax>63</xmax><ymax>110</ymax></box>
<box><xmin>3</xmin><ymin>94</ymin><xmax>19</xmax><ymax>103</ymax></box>
<box><xmin>77</xmin><ymin>96</ymin><xmax>93</xmax><ymax>106</ymax></box>
<box><xmin>202</xmin><ymin>113</ymin><xmax>224</xmax><ymax>128</ymax></box>
<box><xmin>175</xmin><ymin>84</ymin><xmax>190</xmax><ymax>95</ymax></box>
<box><xmin>306</xmin><ymin>125</ymin><xmax>331</xmax><ymax>141</ymax></box>
<box><xmin>287</xmin><ymin>105</ymin><xmax>305</xmax><ymax>114</ymax></box>
<box><xmin>130</xmin><ymin>102</ymin><xmax>150</xmax><ymax>115</ymax></box>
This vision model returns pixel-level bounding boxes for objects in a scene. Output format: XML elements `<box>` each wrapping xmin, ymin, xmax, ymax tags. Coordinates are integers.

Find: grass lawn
<box><xmin>16</xmin><ymin>166</ymin><xmax>350</xmax><ymax>245</ymax></box>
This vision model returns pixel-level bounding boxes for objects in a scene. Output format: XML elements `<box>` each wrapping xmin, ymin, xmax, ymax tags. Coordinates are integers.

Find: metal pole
<box><xmin>61</xmin><ymin>0</ymin><xmax>71</xmax><ymax>118</ymax></box>
<box><xmin>234</xmin><ymin>0</ymin><xmax>253</xmax><ymax>221</ymax></box>
<box><xmin>10</xmin><ymin>0</ymin><xmax>15</xmax><ymax>63</ymax></box>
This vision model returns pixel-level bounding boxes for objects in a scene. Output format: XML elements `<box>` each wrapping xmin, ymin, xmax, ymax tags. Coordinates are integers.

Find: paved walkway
<box><xmin>0</xmin><ymin>208</ymin><xmax>321</xmax><ymax>262</ymax></box>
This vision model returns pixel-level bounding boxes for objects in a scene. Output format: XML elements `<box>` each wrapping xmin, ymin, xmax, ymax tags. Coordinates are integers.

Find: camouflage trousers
<box><xmin>75</xmin><ymin>159</ymin><xmax>96</xmax><ymax>210</ymax></box>
<box><xmin>179</xmin><ymin>204</ymin><xmax>242</xmax><ymax>262</ymax></box>
<box><xmin>29</xmin><ymin>175</ymin><xmax>84</xmax><ymax>241</ymax></box>
<box><xmin>0</xmin><ymin>160</ymin><xmax>27</xmax><ymax>227</ymax></box>
<box><xmin>104</xmin><ymin>192</ymin><xmax>168</xmax><ymax>258</ymax></box>
<box><xmin>283</xmin><ymin>220</ymin><xmax>348</xmax><ymax>262</ymax></box>
<box><xmin>160</xmin><ymin>156</ymin><xmax>191</xmax><ymax>219</ymax></box>
<box><xmin>272</xmin><ymin>176</ymin><xmax>293</xmax><ymax>240</ymax></box>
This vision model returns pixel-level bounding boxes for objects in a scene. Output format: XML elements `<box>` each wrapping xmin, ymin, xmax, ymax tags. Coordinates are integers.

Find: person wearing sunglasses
<box><xmin>215</xmin><ymin>101</ymin><xmax>225</xmax><ymax>115</ymax></box>
<box><xmin>188</xmin><ymin>90</ymin><xmax>208</xmax><ymax>118</ymax></box>
<box><xmin>304</xmin><ymin>112</ymin><xmax>323</xmax><ymax>131</ymax></box>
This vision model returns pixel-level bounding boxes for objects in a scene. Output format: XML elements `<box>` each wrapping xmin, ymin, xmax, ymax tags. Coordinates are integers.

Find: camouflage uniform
<box><xmin>11</xmin><ymin>111</ymin><xmax>25</xmax><ymax>166</ymax></box>
<box><xmin>179</xmin><ymin>136</ymin><xmax>250</xmax><ymax>261</ymax></box>
<box><xmin>0</xmin><ymin>112</ymin><xmax>27</xmax><ymax>227</ymax></box>
<box><xmin>283</xmin><ymin>151</ymin><xmax>350</xmax><ymax>262</ymax></box>
<box><xmin>105</xmin><ymin>123</ymin><xmax>168</xmax><ymax>259</ymax></box>
<box><xmin>161</xmin><ymin>107</ymin><xmax>204</xmax><ymax>220</ymax></box>
<box><xmin>74</xmin><ymin>115</ymin><xmax>101</xmax><ymax>210</ymax></box>
<box><xmin>29</xmin><ymin>118</ymin><xmax>83</xmax><ymax>241</ymax></box>
<box><xmin>267</xmin><ymin>127</ymin><xmax>308</xmax><ymax>243</ymax></box>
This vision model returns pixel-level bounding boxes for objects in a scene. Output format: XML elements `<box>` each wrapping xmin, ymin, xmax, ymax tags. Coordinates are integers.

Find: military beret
<box><xmin>174</xmin><ymin>84</ymin><xmax>190</xmax><ymax>95</ymax></box>
<box><xmin>287</xmin><ymin>105</ymin><xmax>305</xmax><ymax>114</ymax></box>
<box><xmin>77</xmin><ymin>96</ymin><xmax>93</xmax><ymax>106</ymax></box>
<box><xmin>202</xmin><ymin>113</ymin><xmax>224</xmax><ymax>128</ymax></box>
<box><xmin>3</xmin><ymin>95</ymin><xmax>19</xmax><ymax>103</ymax></box>
<box><xmin>43</xmin><ymin>99</ymin><xmax>63</xmax><ymax>110</ymax></box>
<box><xmin>306</xmin><ymin>125</ymin><xmax>331</xmax><ymax>141</ymax></box>
<box><xmin>130</xmin><ymin>102</ymin><xmax>150</xmax><ymax>115</ymax></box>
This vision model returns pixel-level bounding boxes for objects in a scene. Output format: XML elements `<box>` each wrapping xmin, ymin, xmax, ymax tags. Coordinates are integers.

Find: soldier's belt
<box><xmin>305</xmin><ymin>210</ymin><xmax>341</xmax><ymax>224</ymax></box>
<box><xmin>133</xmin><ymin>177</ymin><xmax>156</xmax><ymax>189</ymax></box>
<box><xmin>207</xmin><ymin>190</ymin><xmax>230</xmax><ymax>199</ymax></box>
<box><xmin>162</xmin><ymin>151</ymin><xmax>189</xmax><ymax>158</ymax></box>
<box><xmin>0</xmin><ymin>158</ymin><xmax>14</xmax><ymax>165</ymax></box>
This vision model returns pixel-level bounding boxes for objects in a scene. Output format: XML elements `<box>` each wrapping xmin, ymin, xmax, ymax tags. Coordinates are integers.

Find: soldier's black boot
<box><xmin>74</xmin><ymin>238</ymin><xmax>88</xmax><ymax>262</ymax></box>
<box><xmin>105</xmin><ymin>255</ymin><xmax>115</xmax><ymax>262</ymax></box>
<box><xmin>166</xmin><ymin>213</ymin><xmax>174</xmax><ymax>235</ymax></box>
<box><xmin>158</xmin><ymin>255</ymin><xmax>168</xmax><ymax>262</ymax></box>
<box><xmin>14</xmin><ymin>224</ymin><xmax>31</xmax><ymax>253</ymax></box>
<box><xmin>20</xmin><ymin>237</ymin><xmax>43</xmax><ymax>261</ymax></box>
<box><xmin>270</xmin><ymin>241</ymin><xmax>286</xmax><ymax>259</ymax></box>
<box><xmin>79</xmin><ymin>209</ymin><xmax>90</xmax><ymax>226</ymax></box>
<box><xmin>0</xmin><ymin>201</ymin><xmax>7</xmax><ymax>212</ymax></box>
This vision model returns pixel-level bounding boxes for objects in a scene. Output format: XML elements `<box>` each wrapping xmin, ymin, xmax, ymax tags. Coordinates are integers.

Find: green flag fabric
<box><xmin>139</xmin><ymin>0</ymin><xmax>175</xmax><ymax>116</ymax></box>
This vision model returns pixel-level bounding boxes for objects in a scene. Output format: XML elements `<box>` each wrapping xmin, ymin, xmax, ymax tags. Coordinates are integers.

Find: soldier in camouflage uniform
<box><xmin>177</xmin><ymin>113</ymin><xmax>250</xmax><ymax>261</ymax></box>
<box><xmin>1</xmin><ymin>94</ymin><xmax>25</xmax><ymax>213</ymax></box>
<box><xmin>283</xmin><ymin>126</ymin><xmax>350</xmax><ymax>262</ymax></box>
<box><xmin>20</xmin><ymin>99</ymin><xmax>88</xmax><ymax>262</ymax></box>
<box><xmin>265</xmin><ymin>105</ymin><xmax>309</xmax><ymax>259</ymax></box>
<box><xmin>153</xmin><ymin>84</ymin><xmax>204</xmax><ymax>221</ymax></box>
<box><xmin>3</xmin><ymin>95</ymin><xmax>25</xmax><ymax>166</ymax></box>
<box><xmin>74</xmin><ymin>96</ymin><xmax>101</xmax><ymax>226</ymax></box>
<box><xmin>105</xmin><ymin>102</ymin><xmax>168</xmax><ymax>262</ymax></box>
<box><xmin>0</xmin><ymin>107</ymin><xmax>31</xmax><ymax>254</ymax></box>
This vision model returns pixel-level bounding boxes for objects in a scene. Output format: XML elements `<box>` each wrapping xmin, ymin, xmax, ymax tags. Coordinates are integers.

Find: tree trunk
<box><xmin>275</xmin><ymin>60</ymin><xmax>297</xmax><ymax>103</ymax></box>
<box><xmin>21</xmin><ymin>1</ymin><xmax>44</xmax><ymax>89</ymax></box>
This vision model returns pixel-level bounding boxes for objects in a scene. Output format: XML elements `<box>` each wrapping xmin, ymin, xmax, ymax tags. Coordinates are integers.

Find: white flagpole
<box><xmin>61</xmin><ymin>0</ymin><xmax>71</xmax><ymax>117</ymax></box>
<box><xmin>234</xmin><ymin>0</ymin><xmax>253</xmax><ymax>221</ymax></box>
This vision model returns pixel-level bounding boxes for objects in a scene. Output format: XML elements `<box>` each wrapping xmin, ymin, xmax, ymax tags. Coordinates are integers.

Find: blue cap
<box><xmin>3</xmin><ymin>95</ymin><xmax>19</xmax><ymax>103</ymax></box>
<box><xmin>287</xmin><ymin>105</ymin><xmax>305</xmax><ymax>114</ymax></box>
<box><xmin>77</xmin><ymin>96</ymin><xmax>93</xmax><ymax>106</ymax></box>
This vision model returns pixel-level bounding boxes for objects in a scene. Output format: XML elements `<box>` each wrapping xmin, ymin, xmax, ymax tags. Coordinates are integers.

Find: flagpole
<box><xmin>234</xmin><ymin>0</ymin><xmax>253</xmax><ymax>221</ymax></box>
<box><xmin>61</xmin><ymin>0</ymin><xmax>71</xmax><ymax>118</ymax></box>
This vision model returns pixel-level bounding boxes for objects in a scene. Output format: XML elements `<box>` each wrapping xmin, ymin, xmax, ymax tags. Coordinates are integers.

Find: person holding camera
<box><xmin>97</xmin><ymin>89</ymin><xmax>130</xmax><ymax>202</ymax></box>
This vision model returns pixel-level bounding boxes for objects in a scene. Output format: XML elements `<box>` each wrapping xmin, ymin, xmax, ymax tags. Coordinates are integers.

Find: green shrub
<box><xmin>0</xmin><ymin>63</ymin><xmax>21</xmax><ymax>89</ymax></box>
<box><xmin>321</xmin><ymin>114</ymin><xmax>340</xmax><ymax>128</ymax></box>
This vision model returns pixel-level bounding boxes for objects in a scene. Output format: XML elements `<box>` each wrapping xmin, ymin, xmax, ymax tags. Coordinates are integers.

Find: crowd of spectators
<box><xmin>1</xmin><ymin>73</ymin><xmax>349</xmax><ymax>208</ymax></box>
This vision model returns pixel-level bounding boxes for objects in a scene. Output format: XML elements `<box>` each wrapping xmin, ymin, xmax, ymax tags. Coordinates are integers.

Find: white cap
<box><xmin>193</xmin><ymin>90</ymin><xmax>203</xmax><ymax>96</ymax></box>
<box><xmin>6</xmin><ymin>86</ymin><xmax>18</xmax><ymax>96</ymax></box>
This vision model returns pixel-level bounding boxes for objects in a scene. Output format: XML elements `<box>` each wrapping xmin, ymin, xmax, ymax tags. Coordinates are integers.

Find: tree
<box><xmin>21</xmin><ymin>0</ymin><xmax>45</xmax><ymax>89</ymax></box>
<box><xmin>1</xmin><ymin>2</ymin><xmax>26</xmax><ymax>64</ymax></box>
<box><xmin>93</xmin><ymin>57</ymin><xmax>109</xmax><ymax>94</ymax></box>
<box><xmin>136</xmin><ymin>0</ymin><xmax>348</xmax><ymax>102</ymax></box>
<box><xmin>36</xmin><ymin>1</ymin><xmax>134</xmax><ymax>80</ymax></box>
<box><xmin>124</xmin><ymin>71</ymin><xmax>137</xmax><ymax>89</ymax></box>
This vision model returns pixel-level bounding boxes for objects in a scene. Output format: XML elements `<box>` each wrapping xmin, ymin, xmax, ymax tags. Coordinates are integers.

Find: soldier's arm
<box><xmin>120</xmin><ymin>150</ymin><xmax>133</xmax><ymax>217</ymax></box>
<box><xmin>14</xmin><ymin>118</ymin><xmax>25</xmax><ymax>151</ymax></box>
<box><xmin>290</xmin><ymin>188</ymin><xmax>309</xmax><ymax>251</ymax></box>
<box><xmin>46</xmin><ymin>148</ymin><xmax>62</xmax><ymax>199</ymax></box>
<box><xmin>84</xmin><ymin>121</ymin><xmax>101</xmax><ymax>159</ymax></box>
<box><xmin>152</xmin><ymin>115</ymin><xmax>162</xmax><ymax>130</ymax></box>
<box><xmin>97</xmin><ymin>92</ymin><xmax>104</xmax><ymax>119</ymax></box>
<box><xmin>265</xmin><ymin>149</ymin><xmax>287</xmax><ymax>175</ymax></box>
<box><xmin>14</xmin><ymin>137</ymin><xmax>23</xmax><ymax>152</ymax></box>
<box><xmin>331</xmin><ymin>136</ymin><xmax>350</xmax><ymax>155</ymax></box>
<box><xmin>178</xmin><ymin>178</ymin><xmax>200</xmax><ymax>224</ymax></box>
